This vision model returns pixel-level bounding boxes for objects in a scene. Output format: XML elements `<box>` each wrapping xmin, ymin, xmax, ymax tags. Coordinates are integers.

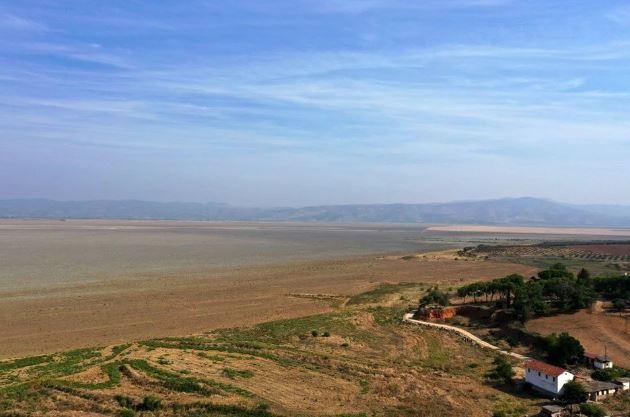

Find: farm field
<box><xmin>458</xmin><ymin>240</ymin><xmax>630</xmax><ymax>275</ymax></box>
<box><xmin>428</xmin><ymin>225</ymin><xmax>630</xmax><ymax>237</ymax></box>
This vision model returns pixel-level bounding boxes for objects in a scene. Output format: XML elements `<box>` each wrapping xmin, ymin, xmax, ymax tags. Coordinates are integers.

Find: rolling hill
<box><xmin>1</xmin><ymin>197</ymin><xmax>630</xmax><ymax>227</ymax></box>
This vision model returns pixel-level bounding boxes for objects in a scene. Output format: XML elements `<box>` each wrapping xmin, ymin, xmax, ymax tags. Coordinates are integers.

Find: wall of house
<box><xmin>525</xmin><ymin>369</ymin><xmax>573</xmax><ymax>395</ymax></box>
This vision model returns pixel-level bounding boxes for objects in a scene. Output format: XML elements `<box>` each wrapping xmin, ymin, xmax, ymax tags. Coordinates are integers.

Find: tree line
<box><xmin>457</xmin><ymin>264</ymin><xmax>629</xmax><ymax>323</ymax></box>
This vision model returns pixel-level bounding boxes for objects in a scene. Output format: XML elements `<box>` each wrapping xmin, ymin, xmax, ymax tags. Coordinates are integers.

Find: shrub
<box><xmin>323</xmin><ymin>331</ymin><xmax>331</xmax><ymax>337</ymax></box>
<box><xmin>115</xmin><ymin>395</ymin><xmax>135</xmax><ymax>409</ymax></box>
<box><xmin>419</xmin><ymin>287</ymin><xmax>450</xmax><ymax>306</ymax></box>
<box><xmin>311</xmin><ymin>330</ymin><xmax>319</xmax><ymax>337</ymax></box>
<box><xmin>140</xmin><ymin>396</ymin><xmax>162</xmax><ymax>411</ymax></box>
<box><xmin>119</xmin><ymin>409</ymin><xmax>135</xmax><ymax>417</ymax></box>
<box><xmin>579</xmin><ymin>403</ymin><xmax>606</xmax><ymax>417</ymax></box>
<box><xmin>486</xmin><ymin>356</ymin><xmax>514</xmax><ymax>385</ymax></box>
<box><xmin>562</xmin><ymin>380</ymin><xmax>588</xmax><ymax>404</ymax></box>
<box><xmin>592</xmin><ymin>366</ymin><xmax>630</xmax><ymax>381</ymax></box>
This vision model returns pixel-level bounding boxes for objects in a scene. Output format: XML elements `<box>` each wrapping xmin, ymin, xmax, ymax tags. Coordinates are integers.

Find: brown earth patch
<box><xmin>526</xmin><ymin>303</ymin><xmax>630</xmax><ymax>368</ymax></box>
<box><xmin>0</xmin><ymin>255</ymin><xmax>535</xmax><ymax>359</ymax></box>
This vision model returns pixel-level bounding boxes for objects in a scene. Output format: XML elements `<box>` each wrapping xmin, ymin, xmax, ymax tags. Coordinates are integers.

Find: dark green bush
<box><xmin>140</xmin><ymin>396</ymin><xmax>161</xmax><ymax>411</ymax></box>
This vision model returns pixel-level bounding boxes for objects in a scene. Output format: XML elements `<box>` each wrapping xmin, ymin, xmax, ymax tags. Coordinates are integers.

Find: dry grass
<box><xmin>526</xmin><ymin>302</ymin><xmax>630</xmax><ymax>368</ymax></box>
<box><xmin>0</xmin><ymin>306</ymin><xmax>543</xmax><ymax>417</ymax></box>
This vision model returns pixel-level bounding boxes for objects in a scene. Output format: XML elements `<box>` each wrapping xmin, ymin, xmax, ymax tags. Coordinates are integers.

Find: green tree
<box><xmin>513</xmin><ymin>281</ymin><xmax>548</xmax><ymax>323</ymax></box>
<box><xmin>544</xmin><ymin>332</ymin><xmax>584</xmax><ymax>366</ymax></box>
<box><xmin>612</xmin><ymin>298</ymin><xmax>627</xmax><ymax>312</ymax></box>
<box><xmin>577</xmin><ymin>268</ymin><xmax>591</xmax><ymax>285</ymax></box>
<box><xmin>562</xmin><ymin>380</ymin><xmax>588</xmax><ymax>404</ymax></box>
<box><xmin>538</xmin><ymin>263</ymin><xmax>574</xmax><ymax>280</ymax></box>
<box><xmin>487</xmin><ymin>356</ymin><xmax>514</xmax><ymax>385</ymax></box>
<box><xmin>497</xmin><ymin>274</ymin><xmax>525</xmax><ymax>308</ymax></box>
<box><xmin>420</xmin><ymin>287</ymin><xmax>449</xmax><ymax>306</ymax></box>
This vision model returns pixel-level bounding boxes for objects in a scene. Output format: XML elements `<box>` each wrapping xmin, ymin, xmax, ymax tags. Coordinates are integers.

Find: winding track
<box><xmin>403</xmin><ymin>312</ymin><xmax>529</xmax><ymax>360</ymax></box>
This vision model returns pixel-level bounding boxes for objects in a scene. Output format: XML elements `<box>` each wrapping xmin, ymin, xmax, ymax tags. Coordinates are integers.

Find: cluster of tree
<box><xmin>457</xmin><ymin>264</ymin><xmax>598</xmax><ymax>323</ymax></box>
<box><xmin>457</xmin><ymin>274</ymin><xmax>524</xmax><ymax>306</ymax></box>
<box><xmin>419</xmin><ymin>287</ymin><xmax>450</xmax><ymax>307</ymax></box>
<box><xmin>563</xmin><ymin>380</ymin><xmax>588</xmax><ymax>404</ymax></box>
<box><xmin>591</xmin><ymin>366</ymin><xmax>630</xmax><ymax>382</ymax></box>
<box><xmin>540</xmin><ymin>332</ymin><xmax>584</xmax><ymax>367</ymax></box>
<box><xmin>592</xmin><ymin>275</ymin><xmax>630</xmax><ymax>311</ymax></box>
<box><xmin>560</xmin><ymin>382</ymin><xmax>606</xmax><ymax>415</ymax></box>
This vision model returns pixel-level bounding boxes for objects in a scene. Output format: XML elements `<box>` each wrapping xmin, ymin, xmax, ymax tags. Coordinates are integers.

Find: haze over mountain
<box><xmin>2</xmin><ymin>197</ymin><xmax>630</xmax><ymax>227</ymax></box>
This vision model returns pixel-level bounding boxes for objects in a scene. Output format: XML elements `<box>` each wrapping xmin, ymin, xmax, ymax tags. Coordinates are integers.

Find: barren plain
<box><xmin>0</xmin><ymin>220</ymin><xmax>538</xmax><ymax>358</ymax></box>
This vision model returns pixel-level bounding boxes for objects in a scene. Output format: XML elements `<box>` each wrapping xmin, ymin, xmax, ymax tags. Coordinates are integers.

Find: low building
<box><xmin>582</xmin><ymin>379</ymin><xmax>620</xmax><ymax>401</ymax></box>
<box><xmin>539</xmin><ymin>404</ymin><xmax>564</xmax><ymax>417</ymax></box>
<box><xmin>525</xmin><ymin>359</ymin><xmax>574</xmax><ymax>397</ymax></box>
<box><xmin>614</xmin><ymin>377</ymin><xmax>630</xmax><ymax>391</ymax></box>
<box><xmin>538</xmin><ymin>404</ymin><xmax>581</xmax><ymax>417</ymax></box>
<box><xmin>583</xmin><ymin>352</ymin><xmax>613</xmax><ymax>369</ymax></box>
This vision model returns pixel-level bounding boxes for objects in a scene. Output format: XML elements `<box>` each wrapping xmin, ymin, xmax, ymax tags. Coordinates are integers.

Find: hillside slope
<box><xmin>1</xmin><ymin>197</ymin><xmax>629</xmax><ymax>226</ymax></box>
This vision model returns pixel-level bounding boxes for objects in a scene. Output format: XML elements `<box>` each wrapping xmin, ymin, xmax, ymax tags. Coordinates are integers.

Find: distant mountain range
<box><xmin>2</xmin><ymin>197</ymin><xmax>630</xmax><ymax>227</ymax></box>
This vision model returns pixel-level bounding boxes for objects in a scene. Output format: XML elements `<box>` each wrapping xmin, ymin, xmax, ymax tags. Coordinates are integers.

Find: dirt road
<box><xmin>403</xmin><ymin>312</ymin><xmax>529</xmax><ymax>360</ymax></box>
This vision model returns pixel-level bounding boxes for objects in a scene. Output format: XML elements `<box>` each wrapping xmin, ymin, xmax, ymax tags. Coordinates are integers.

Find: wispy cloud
<box><xmin>606</xmin><ymin>5</ymin><xmax>630</xmax><ymax>25</ymax></box>
<box><xmin>0</xmin><ymin>13</ymin><xmax>47</xmax><ymax>31</ymax></box>
<box><xmin>301</xmin><ymin>0</ymin><xmax>512</xmax><ymax>14</ymax></box>
<box><xmin>2</xmin><ymin>0</ymin><xmax>630</xmax><ymax>204</ymax></box>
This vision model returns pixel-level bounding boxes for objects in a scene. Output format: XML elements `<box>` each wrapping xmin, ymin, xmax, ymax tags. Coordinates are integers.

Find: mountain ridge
<box><xmin>1</xmin><ymin>197</ymin><xmax>630</xmax><ymax>227</ymax></box>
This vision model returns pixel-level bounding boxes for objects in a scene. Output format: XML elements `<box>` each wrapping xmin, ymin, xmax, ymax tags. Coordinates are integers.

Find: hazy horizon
<box><xmin>3</xmin><ymin>1</ymin><xmax>630</xmax><ymax>206</ymax></box>
<box><xmin>2</xmin><ymin>195</ymin><xmax>630</xmax><ymax>208</ymax></box>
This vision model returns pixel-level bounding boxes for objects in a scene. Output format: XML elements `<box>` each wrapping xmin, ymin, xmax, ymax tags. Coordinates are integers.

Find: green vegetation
<box><xmin>486</xmin><ymin>356</ymin><xmax>514</xmax><ymax>385</ymax></box>
<box><xmin>563</xmin><ymin>380</ymin><xmax>588</xmax><ymax>404</ymax></box>
<box><xmin>126</xmin><ymin>359</ymin><xmax>252</xmax><ymax>397</ymax></box>
<box><xmin>579</xmin><ymin>403</ymin><xmax>606</xmax><ymax>417</ymax></box>
<box><xmin>419</xmin><ymin>286</ymin><xmax>450</xmax><ymax>306</ymax></box>
<box><xmin>458</xmin><ymin>265</ymin><xmax>600</xmax><ymax>323</ymax></box>
<box><xmin>0</xmin><ymin>355</ymin><xmax>53</xmax><ymax>372</ymax></box>
<box><xmin>542</xmin><ymin>332</ymin><xmax>584</xmax><ymax>367</ymax></box>
<box><xmin>591</xmin><ymin>366</ymin><xmax>630</xmax><ymax>381</ymax></box>
<box><xmin>593</xmin><ymin>275</ymin><xmax>630</xmax><ymax>301</ymax></box>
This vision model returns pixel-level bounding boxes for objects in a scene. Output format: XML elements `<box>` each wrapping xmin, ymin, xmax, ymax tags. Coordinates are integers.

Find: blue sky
<box><xmin>2</xmin><ymin>0</ymin><xmax>630</xmax><ymax>206</ymax></box>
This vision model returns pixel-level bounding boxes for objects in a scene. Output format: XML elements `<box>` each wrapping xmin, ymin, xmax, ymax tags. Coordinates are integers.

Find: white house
<box><xmin>615</xmin><ymin>377</ymin><xmax>630</xmax><ymax>391</ymax></box>
<box><xmin>524</xmin><ymin>359</ymin><xmax>574</xmax><ymax>397</ymax></box>
<box><xmin>583</xmin><ymin>380</ymin><xmax>621</xmax><ymax>401</ymax></box>
<box><xmin>583</xmin><ymin>352</ymin><xmax>613</xmax><ymax>369</ymax></box>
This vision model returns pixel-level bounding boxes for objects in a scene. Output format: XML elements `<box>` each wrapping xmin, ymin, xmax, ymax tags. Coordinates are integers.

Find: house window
<box><xmin>553</xmin><ymin>377</ymin><xmax>556</xmax><ymax>382</ymax></box>
<box><xmin>538</xmin><ymin>372</ymin><xmax>541</xmax><ymax>377</ymax></box>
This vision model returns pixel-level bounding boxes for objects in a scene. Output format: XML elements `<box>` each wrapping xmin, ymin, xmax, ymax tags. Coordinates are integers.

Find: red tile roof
<box><xmin>525</xmin><ymin>359</ymin><xmax>567</xmax><ymax>377</ymax></box>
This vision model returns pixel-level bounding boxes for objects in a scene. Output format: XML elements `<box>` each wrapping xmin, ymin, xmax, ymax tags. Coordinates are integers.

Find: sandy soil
<box><xmin>526</xmin><ymin>303</ymin><xmax>630</xmax><ymax>368</ymax></box>
<box><xmin>427</xmin><ymin>225</ymin><xmax>630</xmax><ymax>237</ymax></box>
<box><xmin>0</xmin><ymin>255</ymin><xmax>535</xmax><ymax>359</ymax></box>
